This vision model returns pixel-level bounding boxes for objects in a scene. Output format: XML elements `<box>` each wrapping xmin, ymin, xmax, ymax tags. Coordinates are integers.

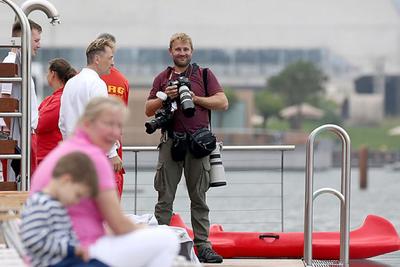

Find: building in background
<box><xmin>1</xmin><ymin>0</ymin><xmax>400</xmax><ymax>144</ymax></box>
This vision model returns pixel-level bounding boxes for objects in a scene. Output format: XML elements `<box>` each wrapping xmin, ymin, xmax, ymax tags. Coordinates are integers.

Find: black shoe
<box><xmin>197</xmin><ymin>247</ymin><xmax>223</xmax><ymax>263</ymax></box>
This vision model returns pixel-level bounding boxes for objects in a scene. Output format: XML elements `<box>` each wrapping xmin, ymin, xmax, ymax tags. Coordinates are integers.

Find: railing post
<box><xmin>281</xmin><ymin>150</ymin><xmax>284</xmax><ymax>232</ymax></box>
<box><xmin>358</xmin><ymin>146</ymin><xmax>368</xmax><ymax>189</ymax></box>
<box><xmin>2</xmin><ymin>0</ymin><xmax>31</xmax><ymax>191</ymax></box>
<box><xmin>134</xmin><ymin>151</ymin><xmax>138</xmax><ymax>214</ymax></box>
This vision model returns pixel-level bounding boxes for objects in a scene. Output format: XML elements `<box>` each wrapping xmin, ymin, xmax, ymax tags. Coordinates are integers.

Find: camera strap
<box><xmin>191</xmin><ymin>63</ymin><xmax>212</xmax><ymax>131</ymax></box>
<box><xmin>202</xmin><ymin>67</ymin><xmax>212</xmax><ymax>132</ymax></box>
<box><xmin>167</xmin><ymin>64</ymin><xmax>194</xmax><ymax>80</ymax></box>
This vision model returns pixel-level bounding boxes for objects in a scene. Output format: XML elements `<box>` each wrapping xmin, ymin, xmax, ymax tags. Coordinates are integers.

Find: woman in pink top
<box><xmin>31</xmin><ymin>97</ymin><xmax>179</xmax><ymax>267</ymax></box>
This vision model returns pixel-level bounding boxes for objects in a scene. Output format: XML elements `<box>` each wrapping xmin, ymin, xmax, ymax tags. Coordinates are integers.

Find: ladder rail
<box><xmin>1</xmin><ymin>0</ymin><xmax>32</xmax><ymax>191</ymax></box>
<box><xmin>304</xmin><ymin>124</ymin><xmax>351</xmax><ymax>267</ymax></box>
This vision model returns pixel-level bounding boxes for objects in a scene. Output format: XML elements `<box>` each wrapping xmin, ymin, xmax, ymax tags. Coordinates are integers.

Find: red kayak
<box><xmin>170</xmin><ymin>214</ymin><xmax>400</xmax><ymax>259</ymax></box>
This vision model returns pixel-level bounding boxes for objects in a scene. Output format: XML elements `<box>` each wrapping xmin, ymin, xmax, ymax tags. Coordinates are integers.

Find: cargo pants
<box><xmin>154</xmin><ymin>137</ymin><xmax>212</xmax><ymax>249</ymax></box>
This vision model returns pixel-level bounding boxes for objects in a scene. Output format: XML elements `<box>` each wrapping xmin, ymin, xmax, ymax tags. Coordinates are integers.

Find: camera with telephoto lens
<box><xmin>209</xmin><ymin>142</ymin><xmax>227</xmax><ymax>187</ymax></box>
<box><xmin>168</xmin><ymin>76</ymin><xmax>195</xmax><ymax>117</ymax></box>
<box><xmin>145</xmin><ymin>92</ymin><xmax>177</xmax><ymax>134</ymax></box>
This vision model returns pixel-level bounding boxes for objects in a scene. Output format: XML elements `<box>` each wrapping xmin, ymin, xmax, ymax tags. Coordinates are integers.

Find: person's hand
<box><xmin>110</xmin><ymin>155</ymin><xmax>123</xmax><ymax>172</ymax></box>
<box><xmin>190</xmin><ymin>91</ymin><xmax>198</xmax><ymax>104</ymax></box>
<box><xmin>165</xmin><ymin>84</ymin><xmax>178</xmax><ymax>100</ymax></box>
<box><xmin>75</xmin><ymin>246</ymin><xmax>90</xmax><ymax>262</ymax></box>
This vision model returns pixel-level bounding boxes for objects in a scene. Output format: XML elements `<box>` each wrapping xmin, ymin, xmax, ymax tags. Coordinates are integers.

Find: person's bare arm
<box><xmin>145</xmin><ymin>98</ymin><xmax>163</xmax><ymax>117</ymax></box>
<box><xmin>192</xmin><ymin>91</ymin><xmax>229</xmax><ymax>111</ymax></box>
<box><xmin>96</xmin><ymin>189</ymin><xmax>145</xmax><ymax>235</ymax></box>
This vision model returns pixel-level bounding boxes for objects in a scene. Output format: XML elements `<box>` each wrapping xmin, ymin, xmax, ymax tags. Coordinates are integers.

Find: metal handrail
<box><xmin>1</xmin><ymin>0</ymin><xmax>60</xmax><ymax>189</ymax></box>
<box><xmin>1</xmin><ymin>0</ymin><xmax>32</xmax><ymax>191</ymax></box>
<box><xmin>0</xmin><ymin>77</ymin><xmax>22</xmax><ymax>82</ymax></box>
<box><xmin>0</xmin><ymin>154</ymin><xmax>21</xmax><ymax>159</ymax></box>
<box><xmin>0</xmin><ymin>112</ymin><xmax>22</xmax><ymax>117</ymax></box>
<box><xmin>123</xmin><ymin>145</ymin><xmax>295</xmax><ymax>152</ymax></box>
<box><xmin>21</xmin><ymin>0</ymin><xmax>60</xmax><ymax>25</ymax></box>
<box><xmin>303</xmin><ymin>124</ymin><xmax>351</xmax><ymax>266</ymax></box>
<box><xmin>122</xmin><ymin>144</ymin><xmax>295</xmax><ymax>231</ymax></box>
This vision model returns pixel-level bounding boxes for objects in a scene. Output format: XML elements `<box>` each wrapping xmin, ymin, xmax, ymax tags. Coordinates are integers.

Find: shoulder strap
<box><xmin>200</xmin><ymin>65</ymin><xmax>212</xmax><ymax>129</ymax></box>
<box><xmin>190</xmin><ymin>63</ymin><xmax>208</xmax><ymax>97</ymax></box>
<box><xmin>190</xmin><ymin>63</ymin><xmax>198</xmax><ymax>79</ymax></box>
<box><xmin>189</xmin><ymin>63</ymin><xmax>212</xmax><ymax>129</ymax></box>
<box><xmin>202</xmin><ymin>67</ymin><xmax>208</xmax><ymax>97</ymax></box>
<box><xmin>166</xmin><ymin>66</ymin><xmax>174</xmax><ymax>80</ymax></box>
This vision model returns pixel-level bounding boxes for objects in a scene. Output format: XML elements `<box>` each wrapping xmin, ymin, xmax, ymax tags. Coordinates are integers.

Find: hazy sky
<box><xmin>1</xmin><ymin>0</ymin><xmax>400</xmax><ymax>72</ymax></box>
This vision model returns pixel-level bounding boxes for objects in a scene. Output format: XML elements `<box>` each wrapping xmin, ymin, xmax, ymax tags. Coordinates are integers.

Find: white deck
<box><xmin>205</xmin><ymin>259</ymin><xmax>304</xmax><ymax>267</ymax></box>
<box><xmin>0</xmin><ymin>245</ymin><xmax>26</xmax><ymax>267</ymax></box>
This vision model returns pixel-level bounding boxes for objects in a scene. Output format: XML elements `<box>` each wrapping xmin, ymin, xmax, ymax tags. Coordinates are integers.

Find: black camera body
<box><xmin>145</xmin><ymin>97</ymin><xmax>174</xmax><ymax>134</ymax></box>
<box><xmin>168</xmin><ymin>76</ymin><xmax>195</xmax><ymax>118</ymax></box>
<box><xmin>145</xmin><ymin>76</ymin><xmax>196</xmax><ymax>134</ymax></box>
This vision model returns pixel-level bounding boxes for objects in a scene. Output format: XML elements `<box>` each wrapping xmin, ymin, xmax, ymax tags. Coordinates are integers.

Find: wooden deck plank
<box><xmin>0</xmin><ymin>191</ymin><xmax>28</xmax><ymax>220</ymax></box>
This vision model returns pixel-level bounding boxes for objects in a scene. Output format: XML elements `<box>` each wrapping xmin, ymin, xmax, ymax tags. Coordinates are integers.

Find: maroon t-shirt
<box><xmin>148</xmin><ymin>65</ymin><xmax>223</xmax><ymax>133</ymax></box>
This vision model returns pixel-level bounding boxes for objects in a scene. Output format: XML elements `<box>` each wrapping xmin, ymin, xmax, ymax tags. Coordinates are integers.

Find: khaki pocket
<box><xmin>200</xmin><ymin>157</ymin><xmax>211</xmax><ymax>192</ymax></box>
<box><xmin>154</xmin><ymin>162</ymin><xmax>165</xmax><ymax>192</ymax></box>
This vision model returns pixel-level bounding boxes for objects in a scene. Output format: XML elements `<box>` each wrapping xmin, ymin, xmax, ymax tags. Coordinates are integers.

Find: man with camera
<box><xmin>145</xmin><ymin>33</ymin><xmax>228</xmax><ymax>263</ymax></box>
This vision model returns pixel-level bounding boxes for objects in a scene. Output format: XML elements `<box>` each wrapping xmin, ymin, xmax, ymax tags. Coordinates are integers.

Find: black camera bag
<box><xmin>189</xmin><ymin>128</ymin><xmax>216</xmax><ymax>158</ymax></box>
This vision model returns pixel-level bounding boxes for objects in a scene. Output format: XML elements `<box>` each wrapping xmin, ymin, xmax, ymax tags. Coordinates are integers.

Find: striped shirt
<box><xmin>20</xmin><ymin>192</ymin><xmax>78</xmax><ymax>267</ymax></box>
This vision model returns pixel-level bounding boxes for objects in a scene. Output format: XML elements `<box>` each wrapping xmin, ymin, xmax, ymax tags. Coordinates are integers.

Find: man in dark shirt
<box><xmin>145</xmin><ymin>32</ymin><xmax>228</xmax><ymax>263</ymax></box>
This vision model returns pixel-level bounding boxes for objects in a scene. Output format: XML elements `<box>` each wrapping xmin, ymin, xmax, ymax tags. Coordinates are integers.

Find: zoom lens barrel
<box><xmin>209</xmin><ymin>142</ymin><xmax>227</xmax><ymax>187</ymax></box>
<box><xmin>179</xmin><ymin>85</ymin><xmax>195</xmax><ymax>117</ymax></box>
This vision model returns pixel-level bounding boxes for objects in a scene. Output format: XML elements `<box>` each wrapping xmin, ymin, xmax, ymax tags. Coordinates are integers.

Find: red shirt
<box><xmin>101</xmin><ymin>67</ymin><xmax>130</xmax><ymax>159</ymax></box>
<box><xmin>101</xmin><ymin>67</ymin><xmax>130</xmax><ymax>105</ymax></box>
<box><xmin>36</xmin><ymin>87</ymin><xmax>63</xmax><ymax>162</ymax></box>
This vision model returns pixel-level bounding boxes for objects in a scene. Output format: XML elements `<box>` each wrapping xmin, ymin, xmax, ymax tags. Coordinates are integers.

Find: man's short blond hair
<box><xmin>85</xmin><ymin>38</ymin><xmax>115</xmax><ymax>65</ymax></box>
<box><xmin>169</xmin><ymin>33</ymin><xmax>193</xmax><ymax>50</ymax></box>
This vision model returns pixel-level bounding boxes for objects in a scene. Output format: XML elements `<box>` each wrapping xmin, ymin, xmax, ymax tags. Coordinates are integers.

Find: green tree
<box><xmin>317</xmin><ymin>99</ymin><xmax>342</xmax><ymax>125</ymax></box>
<box><xmin>215</xmin><ymin>87</ymin><xmax>238</xmax><ymax>128</ymax></box>
<box><xmin>254</xmin><ymin>90</ymin><xmax>284</xmax><ymax>128</ymax></box>
<box><xmin>268</xmin><ymin>60</ymin><xmax>327</xmax><ymax>129</ymax></box>
<box><xmin>225</xmin><ymin>87</ymin><xmax>238</xmax><ymax>108</ymax></box>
